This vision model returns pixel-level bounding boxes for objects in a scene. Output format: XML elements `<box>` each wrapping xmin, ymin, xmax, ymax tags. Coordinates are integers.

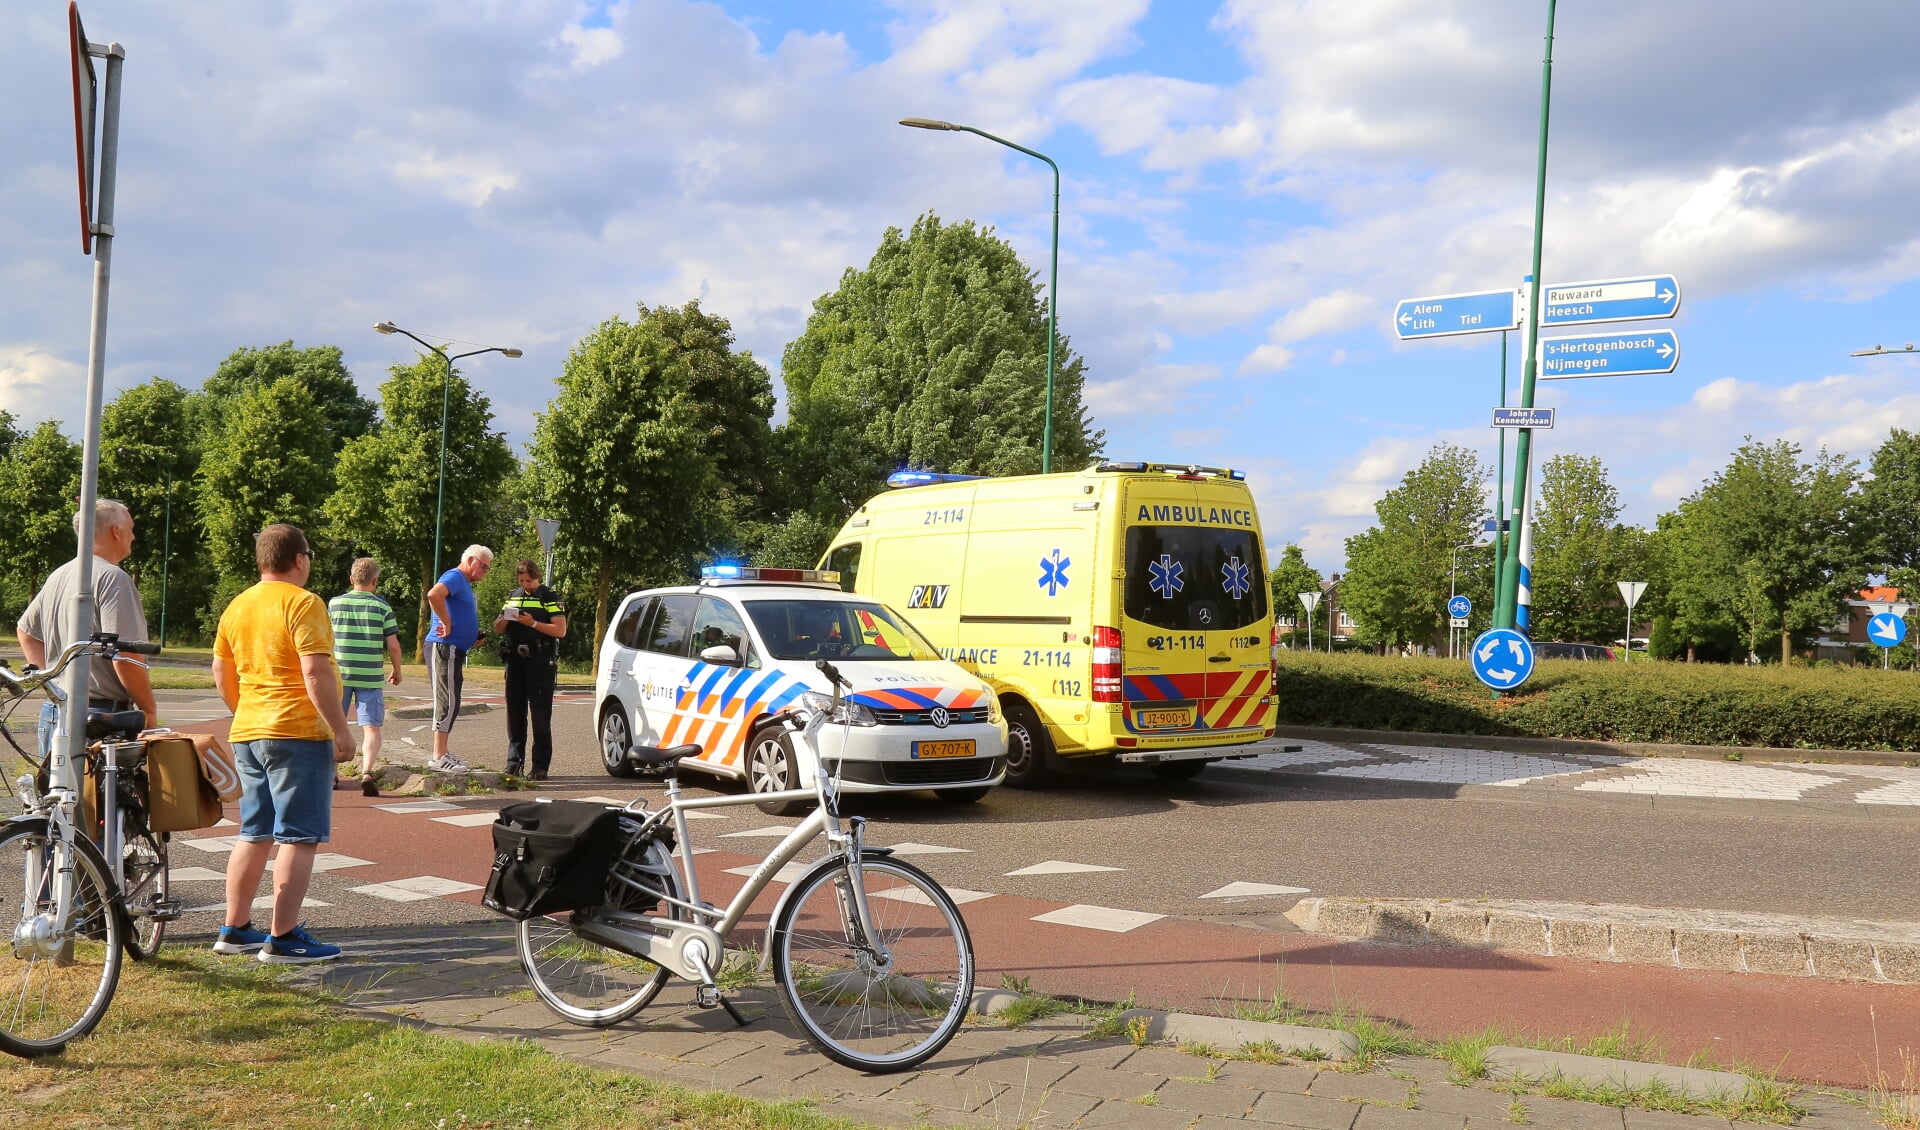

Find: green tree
<box><xmin>647</xmin><ymin>302</ymin><xmax>777</xmax><ymax>556</ymax></box>
<box><xmin>195</xmin><ymin>377</ymin><xmax>335</xmax><ymax>604</ymax></box>
<box><xmin>1656</xmin><ymin>438</ymin><xmax>1864</xmax><ymax>662</ymax></box>
<box><xmin>526</xmin><ymin>309</ymin><xmax>728</xmax><ymax>656</ymax></box>
<box><xmin>0</xmin><ymin>421</ymin><xmax>82</xmax><ymax>600</ymax></box>
<box><xmin>750</xmin><ymin>512</ymin><xmax>839</xmax><ymax>570</ymax></box>
<box><xmin>101</xmin><ymin>378</ymin><xmax>207</xmax><ymax>636</ymax></box>
<box><xmin>193</xmin><ymin>342</ymin><xmax>376</xmax><ymax>455</ymax></box>
<box><xmin>1267</xmin><ymin>543</ymin><xmax>1323</xmax><ymax>645</ymax></box>
<box><xmin>1859</xmin><ymin>428</ymin><xmax>1920</xmax><ymax>572</ymax></box>
<box><xmin>779</xmin><ymin>212</ymin><xmax>1103</xmax><ymax>523</ymax></box>
<box><xmin>325</xmin><ymin>356</ymin><xmax>517</xmax><ymax>655</ymax></box>
<box><xmin>1529</xmin><ymin>454</ymin><xmax>1650</xmax><ymax>644</ymax></box>
<box><xmin>1340</xmin><ymin>444</ymin><xmax>1489</xmax><ymax>650</ymax></box>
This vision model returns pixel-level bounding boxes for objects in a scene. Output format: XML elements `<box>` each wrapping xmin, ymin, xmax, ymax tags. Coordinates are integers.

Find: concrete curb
<box><xmin>1114</xmin><ymin>1008</ymin><xmax>1359</xmax><ymax>1061</ymax></box>
<box><xmin>391</xmin><ymin>703</ymin><xmax>495</xmax><ymax>720</ymax></box>
<box><xmin>1287</xmin><ymin>896</ymin><xmax>1920</xmax><ymax>984</ymax></box>
<box><xmin>1489</xmin><ymin>1046</ymin><xmax>1753</xmax><ymax>1098</ymax></box>
<box><xmin>1273</xmin><ymin>724</ymin><xmax>1920</xmax><ymax>768</ymax></box>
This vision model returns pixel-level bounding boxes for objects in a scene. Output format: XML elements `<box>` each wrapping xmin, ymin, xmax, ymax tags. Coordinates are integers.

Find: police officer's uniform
<box><xmin>501</xmin><ymin>583</ymin><xmax>565</xmax><ymax>776</ymax></box>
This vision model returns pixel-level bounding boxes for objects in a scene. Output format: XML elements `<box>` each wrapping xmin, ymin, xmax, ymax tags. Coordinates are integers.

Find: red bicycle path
<box><xmin>201</xmin><ymin>788</ymin><xmax>1916</xmax><ymax>1090</ymax></box>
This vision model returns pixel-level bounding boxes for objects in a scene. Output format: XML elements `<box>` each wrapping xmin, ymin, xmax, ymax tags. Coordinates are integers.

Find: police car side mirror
<box><xmin>699</xmin><ymin>644</ymin><xmax>741</xmax><ymax>666</ymax></box>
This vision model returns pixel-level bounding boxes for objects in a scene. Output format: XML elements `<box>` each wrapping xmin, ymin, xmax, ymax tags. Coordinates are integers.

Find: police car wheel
<box><xmin>1000</xmin><ymin>700</ymin><xmax>1052</xmax><ymax>789</ymax></box>
<box><xmin>600</xmin><ymin>704</ymin><xmax>639</xmax><ymax>779</ymax></box>
<box><xmin>748</xmin><ymin>729</ymin><xmax>809</xmax><ymax>817</ymax></box>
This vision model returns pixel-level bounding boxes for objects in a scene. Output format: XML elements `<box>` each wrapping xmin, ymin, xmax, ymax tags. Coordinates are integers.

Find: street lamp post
<box><xmin>1449</xmin><ymin>542</ymin><xmax>1488</xmax><ymax>659</ymax></box>
<box><xmin>372</xmin><ymin>322</ymin><xmax>521</xmax><ymax>584</ymax></box>
<box><xmin>900</xmin><ymin>117</ymin><xmax>1060</xmax><ymax>473</ymax></box>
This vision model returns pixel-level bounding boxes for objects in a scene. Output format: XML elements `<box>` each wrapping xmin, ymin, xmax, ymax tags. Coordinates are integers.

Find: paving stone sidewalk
<box><xmin>287</xmin><ymin>924</ymin><xmax>1884</xmax><ymax>1130</ymax></box>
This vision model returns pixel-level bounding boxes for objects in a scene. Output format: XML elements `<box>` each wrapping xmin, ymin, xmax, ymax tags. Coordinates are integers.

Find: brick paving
<box><xmin>283</xmin><ymin>923</ymin><xmax>1885</xmax><ymax>1129</ymax></box>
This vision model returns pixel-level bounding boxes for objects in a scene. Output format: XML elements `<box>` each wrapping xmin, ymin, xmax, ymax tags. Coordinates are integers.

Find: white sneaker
<box><xmin>426</xmin><ymin>755</ymin><xmax>469</xmax><ymax>773</ymax></box>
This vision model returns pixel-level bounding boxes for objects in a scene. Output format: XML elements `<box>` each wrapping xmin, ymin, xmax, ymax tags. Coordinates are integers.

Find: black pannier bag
<box><xmin>483</xmin><ymin>800</ymin><xmax>626</xmax><ymax>920</ymax></box>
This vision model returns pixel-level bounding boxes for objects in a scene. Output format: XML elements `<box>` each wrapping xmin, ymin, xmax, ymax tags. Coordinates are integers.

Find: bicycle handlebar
<box><xmin>2</xmin><ymin>634</ymin><xmax>162</xmax><ymax>699</ymax></box>
<box><xmin>114</xmin><ymin>639</ymin><xmax>162</xmax><ymax>656</ymax></box>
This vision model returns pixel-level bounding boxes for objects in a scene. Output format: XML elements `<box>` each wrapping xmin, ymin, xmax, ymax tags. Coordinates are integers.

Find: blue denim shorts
<box><xmin>233</xmin><ymin>738</ymin><xmax>334</xmax><ymax>845</ymax></box>
<box><xmin>341</xmin><ymin>686</ymin><xmax>386</xmax><ymax>727</ymax></box>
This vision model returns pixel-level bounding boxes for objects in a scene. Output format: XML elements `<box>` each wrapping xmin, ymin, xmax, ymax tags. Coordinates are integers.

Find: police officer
<box><xmin>494</xmin><ymin>559</ymin><xmax>567</xmax><ymax>779</ymax></box>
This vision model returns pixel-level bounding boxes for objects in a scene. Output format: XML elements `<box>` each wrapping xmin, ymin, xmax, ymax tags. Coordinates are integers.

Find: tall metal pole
<box><xmin>61</xmin><ymin>39</ymin><xmax>125</xmax><ymax>777</ymax></box>
<box><xmin>432</xmin><ymin>347</ymin><xmax>453</xmax><ymax>583</ymax></box>
<box><xmin>1495</xmin><ymin>0</ymin><xmax>1557</xmax><ymax>631</ymax></box>
<box><xmin>158</xmin><ymin>464</ymin><xmax>171</xmax><ymax>647</ymax></box>
<box><xmin>1494</xmin><ymin>329</ymin><xmax>1509</xmax><ymax>603</ymax></box>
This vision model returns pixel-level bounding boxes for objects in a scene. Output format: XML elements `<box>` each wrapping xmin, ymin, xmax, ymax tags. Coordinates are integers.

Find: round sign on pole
<box><xmin>1868</xmin><ymin>612</ymin><xmax>1908</xmax><ymax>649</ymax></box>
<box><xmin>1447</xmin><ymin>595</ymin><xmax>1472</xmax><ymax>619</ymax></box>
<box><xmin>1470</xmin><ymin>628</ymin><xmax>1535</xmax><ymax>690</ymax></box>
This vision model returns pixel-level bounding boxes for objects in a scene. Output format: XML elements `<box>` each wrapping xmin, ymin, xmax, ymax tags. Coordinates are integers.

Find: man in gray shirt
<box><xmin>18</xmin><ymin>498</ymin><xmax>158</xmax><ymax>751</ymax></box>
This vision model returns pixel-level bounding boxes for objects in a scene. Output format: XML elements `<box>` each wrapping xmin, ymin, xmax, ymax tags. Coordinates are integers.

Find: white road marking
<box><xmin>1200</xmin><ymin>881</ymin><xmax>1310</xmax><ymax>899</ymax></box>
<box><xmin>1576</xmin><ymin>760</ymin><xmax>1844</xmax><ymax>801</ymax></box>
<box><xmin>373</xmin><ymin>800</ymin><xmax>462</xmax><ymax>813</ymax></box>
<box><xmin>573</xmin><ymin>796</ymin><xmax>629</xmax><ymax>805</ymax></box>
<box><xmin>1032</xmin><ymin>904</ymin><xmax>1164</xmax><ymax>933</ymax></box>
<box><xmin>680</xmin><ymin>811</ymin><xmax>728</xmax><ymax>820</ymax></box>
<box><xmin>348</xmin><ymin>875</ymin><xmax>483</xmax><ymax>902</ymax></box>
<box><xmin>169</xmin><ymin>866</ymin><xmax>227</xmax><ymax>882</ymax></box>
<box><xmin>884</xmin><ymin>842</ymin><xmax>971</xmax><ymax>856</ymax></box>
<box><xmin>1005</xmin><ymin>861</ymin><xmax>1123</xmax><ymax>876</ymax></box>
<box><xmin>253</xmin><ymin>895</ymin><xmax>331</xmax><ymax>909</ymax></box>
<box><xmin>180</xmin><ymin>836</ymin><xmax>241</xmax><ymax>853</ymax></box>
<box><xmin>720</xmin><ymin>826</ymin><xmax>800</xmax><ymax>838</ymax></box>
<box><xmin>722</xmin><ymin>861</ymin><xmax>813</xmax><ymax>884</ymax></box>
<box><xmin>432</xmin><ymin>812</ymin><xmax>500</xmax><ymax>827</ymax></box>
<box><xmin>213</xmin><ymin>818</ymin><xmax>236</xmax><ymax>828</ymax></box>
<box><xmin>1327</xmin><ymin>746</ymin><xmax>1629</xmax><ymax>788</ymax></box>
<box><xmin>268</xmin><ymin>853</ymin><xmax>375</xmax><ymax>873</ymax></box>
<box><xmin>870</xmin><ymin>885</ymin><xmax>994</xmax><ymax>906</ymax></box>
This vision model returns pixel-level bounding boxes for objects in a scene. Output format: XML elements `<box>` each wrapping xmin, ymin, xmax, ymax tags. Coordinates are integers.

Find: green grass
<box><xmin>0</xmin><ymin>949</ymin><xmax>872</xmax><ymax>1129</ymax></box>
<box><xmin>1275</xmin><ymin>650</ymin><xmax>1920</xmax><ymax>750</ymax></box>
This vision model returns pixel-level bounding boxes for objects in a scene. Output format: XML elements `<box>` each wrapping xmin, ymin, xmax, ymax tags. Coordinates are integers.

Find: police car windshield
<box><xmin>742</xmin><ymin>599</ymin><xmax>943</xmax><ymax>662</ymax></box>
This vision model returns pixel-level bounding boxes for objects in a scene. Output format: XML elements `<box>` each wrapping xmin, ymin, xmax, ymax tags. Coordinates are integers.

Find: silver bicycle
<box><xmin>0</xmin><ymin>634</ymin><xmax>173</xmax><ymax>1058</ymax></box>
<box><xmin>516</xmin><ymin>660</ymin><xmax>975</xmax><ymax>1072</ymax></box>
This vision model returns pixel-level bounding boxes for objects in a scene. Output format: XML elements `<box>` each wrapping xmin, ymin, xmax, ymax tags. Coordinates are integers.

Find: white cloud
<box><xmin>1240</xmin><ymin>290</ymin><xmax>1373</xmax><ymax>374</ymax></box>
<box><xmin>558</xmin><ymin>24</ymin><xmax>624</xmax><ymax>70</ymax></box>
<box><xmin>0</xmin><ymin>345</ymin><xmax>83</xmax><ymax>422</ymax></box>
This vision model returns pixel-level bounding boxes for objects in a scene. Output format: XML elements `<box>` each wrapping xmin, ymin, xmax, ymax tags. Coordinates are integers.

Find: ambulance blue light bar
<box><xmin>886</xmin><ymin>470</ymin><xmax>988</xmax><ymax>489</ymax></box>
<box><xmin>700</xmin><ymin>565</ymin><xmax>841</xmax><ymax>586</ymax></box>
<box><xmin>1096</xmin><ymin>461</ymin><xmax>1244</xmax><ymax>480</ymax></box>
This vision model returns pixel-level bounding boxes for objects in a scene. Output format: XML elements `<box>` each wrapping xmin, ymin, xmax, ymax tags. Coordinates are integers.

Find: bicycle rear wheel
<box><xmin>771</xmin><ymin>854</ymin><xmax>973</xmax><ymax>1072</ymax></box>
<box><xmin>119</xmin><ymin>817</ymin><xmax>169</xmax><ymax>960</ymax></box>
<box><xmin>516</xmin><ymin>835</ymin><xmax>682</xmax><ymax>1026</ymax></box>
<box><xmin>0</xmin><ymin>820</ymin><xmax>124</xmax><ymax>1058</ymax></box>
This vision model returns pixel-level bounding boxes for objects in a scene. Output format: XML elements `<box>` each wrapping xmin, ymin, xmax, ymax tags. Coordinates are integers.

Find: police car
<box><xmin>594</xmin><ymin>566</ymin><xmax>1009</xmax><ymax>814</ymax></box>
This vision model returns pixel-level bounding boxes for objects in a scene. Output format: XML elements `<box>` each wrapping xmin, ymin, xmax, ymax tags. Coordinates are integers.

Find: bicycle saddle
<box><xmin>85</xmin><ymin>709</ymin><xmax>146</xmax><ymax>740</ymax></box>
<box><xmin>624</xmin><ymin>743</ymin><xmax>702</xmax><ymax>769</ymax></box>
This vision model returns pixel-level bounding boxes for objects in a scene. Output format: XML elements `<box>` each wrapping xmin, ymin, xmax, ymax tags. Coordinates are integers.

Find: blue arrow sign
<box><xmin>1540</xmin><ymin>274</ymin><xmax>1681</xmax><ymax>327</ymax></box>
<box><xmin>1394</xmin><ymin>288</ymin><xmax>1519</xmax><ymax>340</ymax></box>
<box><xmin>1868</xmin><ymin>612</ymin><xmax>1908</xmax><ymax>649</ymax></box>
<box><xmin>1448</xmin><ymin>595</ymin><xmax>1472</xmax><ymax>619</ymax></box>
<box><xmin>1492</xmin><ymin>407</ymin><xmax>1554</xmax><ymax>428</ymax></box>
<box><xmin>1538</xmin><ymin>330</ymin><xmax>1680</xmax><ymax>379</ymax></box>
<box><xmin>1470</xmin><ymin>628</ymin><xmax>1535</xmax><ymax>690</ymax></box>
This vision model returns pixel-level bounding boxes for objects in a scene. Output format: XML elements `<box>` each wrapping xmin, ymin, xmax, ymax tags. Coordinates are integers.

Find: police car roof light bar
<box><xmin>698</xmin><ymin>565</ymin><xmax>841</xmax><ymax>586</ymax></box>
<box><xmin>886</xmin><ymin>470</ymin><xmax>989</xmax><ymax>489</ymax></box>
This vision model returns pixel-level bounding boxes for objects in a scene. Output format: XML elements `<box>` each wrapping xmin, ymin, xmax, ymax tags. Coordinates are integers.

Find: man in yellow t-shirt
<box><xmin>210</xmin><ymin>524</ymin><xmax>355</xmax><ymax>964</ymax></box>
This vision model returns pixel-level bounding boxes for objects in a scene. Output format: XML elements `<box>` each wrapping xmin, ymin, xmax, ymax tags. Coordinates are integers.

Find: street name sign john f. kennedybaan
<box><xmin>1393</xmin><ymin>289</ymin><xmax>1521</xmax><ymax>340</ymax></box>
<box><xmin>1539</xmin><ymin>330</ymin><xmax>1680</xmax><ymax>379</ymax></box>
<box><xmin>1492</xmin><ymin>407</ymin><xmax>1554</xmax><ymax>428</ymax></box>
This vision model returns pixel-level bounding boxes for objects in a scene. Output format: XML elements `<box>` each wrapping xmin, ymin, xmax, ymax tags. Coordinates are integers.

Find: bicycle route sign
<box><xmin>1447</xmin><ymin>595</ymin><xmax>1472</xmax><ymax>619</ymax></box>
<box><xmin>1470</xmin><ymin>628</ymin><xmax>1535</xmax><ymax>690</ymax></box>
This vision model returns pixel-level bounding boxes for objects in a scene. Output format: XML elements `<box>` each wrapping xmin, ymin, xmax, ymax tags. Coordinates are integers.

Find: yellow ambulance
<box><xmin>819</xmin><ymin>462</ymin><xmax>1277</xmax><ymax>786</ymax></box>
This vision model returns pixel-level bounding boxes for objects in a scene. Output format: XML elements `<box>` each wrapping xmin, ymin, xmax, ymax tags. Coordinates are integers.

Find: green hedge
<box><xmin>1274</xmin><ymin>652</ymin><xmax>1920</xmax><ymax>750</ymax></box>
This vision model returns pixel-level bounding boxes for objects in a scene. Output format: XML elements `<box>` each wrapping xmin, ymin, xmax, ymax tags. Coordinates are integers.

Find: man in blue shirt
<box><xmin>424</xmin><ymin>544</ymin><xmax>492</xmax><ymax>772</ymax></box>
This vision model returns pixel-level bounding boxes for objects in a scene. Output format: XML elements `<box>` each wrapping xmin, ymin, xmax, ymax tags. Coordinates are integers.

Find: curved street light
<box><xmin>372</xmin><ymin>321</ymin><xmax>520</xmax><ymax>583</ymax></box>
<box><xmin>900</xmin><ymin>117</ymin><xmax>1060</xmax><ymax>473</ymax></box>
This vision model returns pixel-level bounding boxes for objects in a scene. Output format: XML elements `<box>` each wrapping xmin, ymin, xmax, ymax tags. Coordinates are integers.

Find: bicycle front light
<box><xmin>801</xmin><ymin>691</ymin><xmax>877</xmax><ymax>726</ymax></box>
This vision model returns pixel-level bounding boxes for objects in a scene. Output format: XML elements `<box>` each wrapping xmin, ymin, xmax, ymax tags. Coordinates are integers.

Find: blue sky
<box><xmin>4</xmin><ymin>1</ymin><xmax>1920</xmax><ymax>573</ymax></box>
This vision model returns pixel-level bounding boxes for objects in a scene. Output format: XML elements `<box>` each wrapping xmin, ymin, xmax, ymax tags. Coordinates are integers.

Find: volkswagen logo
<box><xmin>929</xmin><ymin>706</ymin><xmax>950</xmax><ymax>729</ymax></box>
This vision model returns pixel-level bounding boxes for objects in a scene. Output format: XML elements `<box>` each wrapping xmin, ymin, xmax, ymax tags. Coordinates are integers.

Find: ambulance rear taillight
<box><xmin>1092</xmin><ymin>626</ymin><xmax>1123</xmax><ymax>703</ymax></box>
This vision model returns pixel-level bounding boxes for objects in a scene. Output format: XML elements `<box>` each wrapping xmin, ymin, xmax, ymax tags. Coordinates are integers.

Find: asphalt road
<box><xmin>183</xmin><ymin>687</ymin><xmax>1920</xmax><ymax>926</ymax></box>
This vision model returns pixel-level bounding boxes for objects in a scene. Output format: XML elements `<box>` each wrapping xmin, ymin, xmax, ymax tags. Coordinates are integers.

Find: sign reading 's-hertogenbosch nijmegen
<box><xmin>1538</xmin><ymin>329</ymin><xmax>1680</xmax><ymax>379</ymax></box>
<box><xmin>1392</xmin><ymin>288</ymin><xmax>1520</xmax><ymax>340</ymax></box>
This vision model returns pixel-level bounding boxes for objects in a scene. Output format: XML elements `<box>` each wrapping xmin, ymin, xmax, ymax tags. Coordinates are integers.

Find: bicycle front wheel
<box><xmin>771</xmin><ymin>854</ymin><xmax>973</xmax><ymax>1072</ymax></box>
<box><xmin>120</xmin><ymin>817</ymin><xmax>169</xmax><ymax>960</ymax></box>
<box><xmin>0</xmin><ymin>820</ymin><xmax>125</xmax><ymax>1058</ymax></box>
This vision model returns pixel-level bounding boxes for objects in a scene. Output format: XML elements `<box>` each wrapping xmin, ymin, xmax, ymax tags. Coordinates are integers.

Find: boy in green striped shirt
<box><xmin>329</xmin><ymin>557</ymin><xmax>404</xmax><ymax>796</ymax></box>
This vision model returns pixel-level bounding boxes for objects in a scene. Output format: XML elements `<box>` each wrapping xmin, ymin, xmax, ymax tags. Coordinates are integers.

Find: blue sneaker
<box><xmin>212</xmin><ymin>921</ymin><xmax>270</xmax><ymax>955</ymax></box>
<box><xmin>257</xmin><ymin>924</ymin><xmax>342</xmax><ymax>965</ymax></box>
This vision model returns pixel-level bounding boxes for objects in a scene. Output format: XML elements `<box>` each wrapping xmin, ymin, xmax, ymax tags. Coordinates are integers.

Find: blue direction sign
<box><xmin>1470</xmin><ymin>628</ymin><xmax>1535</xmax><ymax>690</ymax></box>
<box><xmin>1492</xmin><ymin>407</ymin><xmax>1554</xmax><ymax>428</ymax></box>
<box><xmin>1868</xmin><ymin>612</ymin><xmax>1908</xmax><ymax>649</ymax></box>
<box><xmin>1539</xmin><ymin>330</ymin><xmax>1679</xmax><ymax>379</ymax></box>
<box><xmin>1540</xmin><ymin>274</ymin><xmax>1680</xmax><ymax>327</ymax></box>
<box><xmin>1447</xmin><ymin>595</ymin><xmax>1472</xmax><ymax>619</ymax></box>
<box><xmin>1394</xmin><ymin>288</ymin><xmax>1519</xmax><ymax>340</ymax></box>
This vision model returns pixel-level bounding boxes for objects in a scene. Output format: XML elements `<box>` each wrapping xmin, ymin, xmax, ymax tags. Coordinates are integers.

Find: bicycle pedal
<box><xmin>694</xmin><ymin>984</ymin><xmax>722</xmax><ymax>1010</ymax></box>
<box><xmin>150</xmin><ymin>898</ymin><xmax>183</xmax><ymax>923</ymax></box>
